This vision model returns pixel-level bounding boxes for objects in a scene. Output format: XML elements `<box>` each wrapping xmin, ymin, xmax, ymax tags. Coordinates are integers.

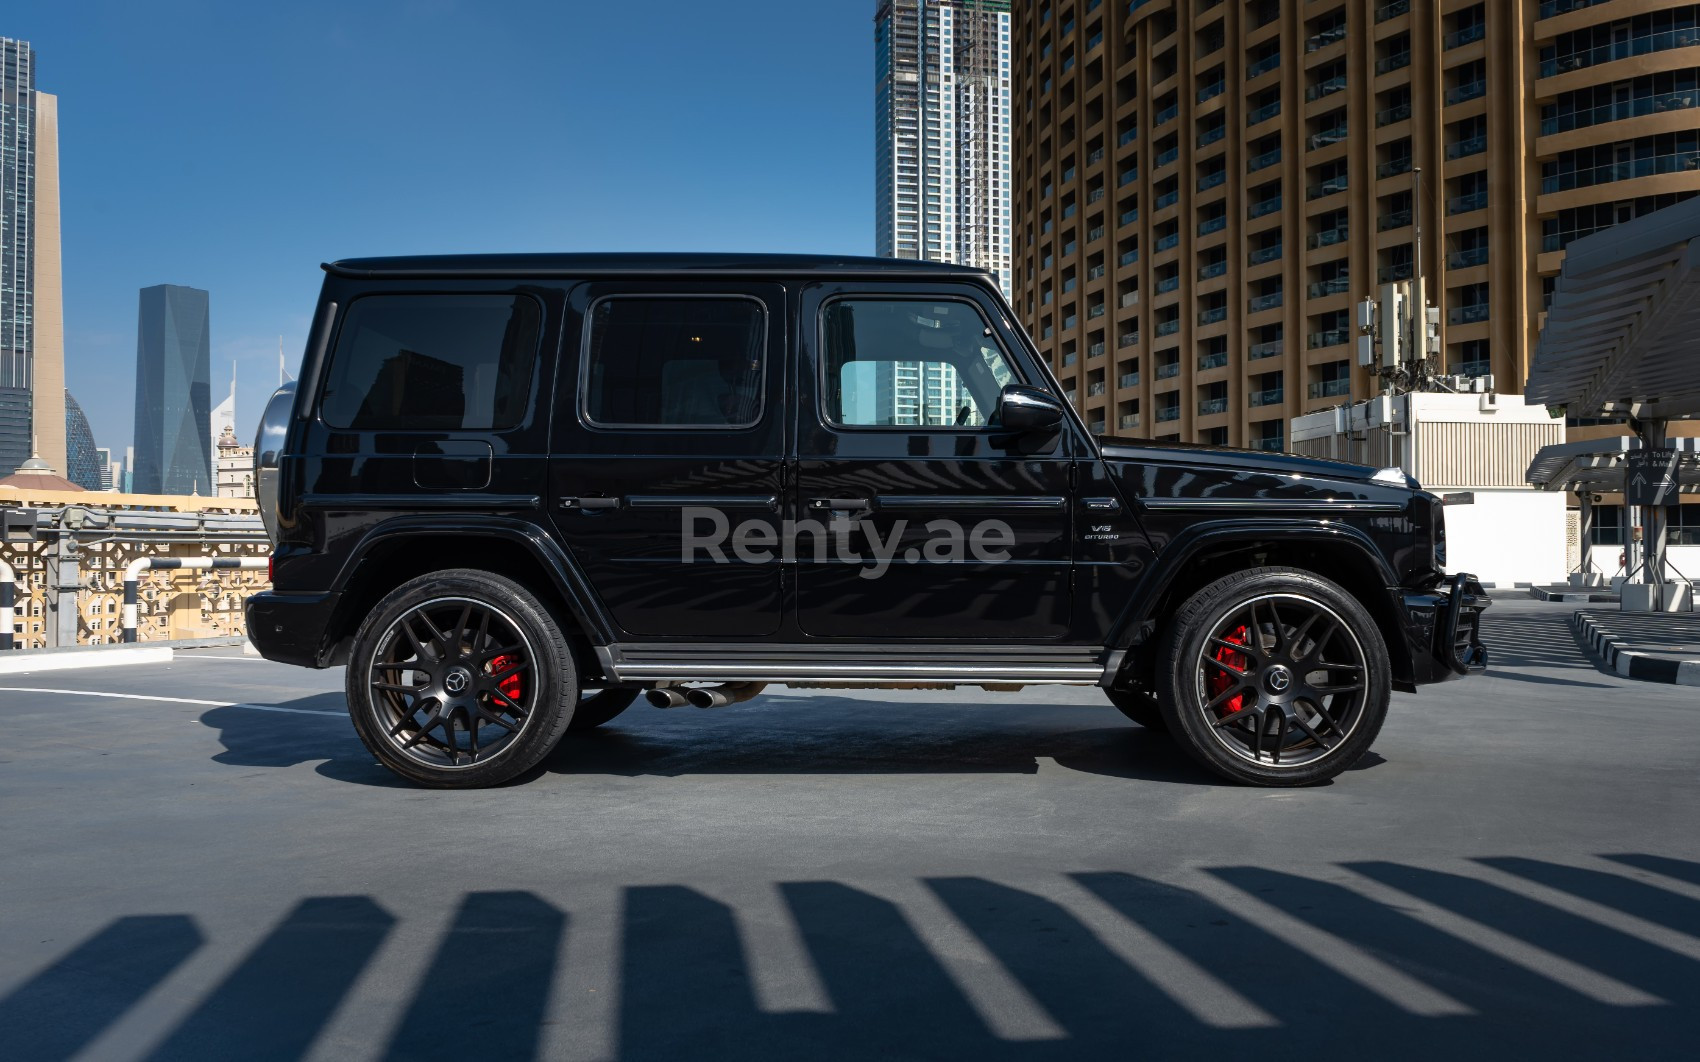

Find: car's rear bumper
<box><xmin>245</xmin><ymin>590</ymin><xmax>342</xmax><ymax>668</ymax></box>
<box><xmin>1400</xmin><ymin>573</ymin><xmax>1490</xmax><ymax>686</ymax></box>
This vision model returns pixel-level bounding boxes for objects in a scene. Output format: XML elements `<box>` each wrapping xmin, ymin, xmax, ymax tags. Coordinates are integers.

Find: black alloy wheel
<box><xmin>347</xmin><ymin>570</ymin><xmax>577</xmax><ymax>787</ymax></box>
<box><xmin>1156</xmin><ymin>567</ymin><xmax>1389</xmax><ymax>787</ymax></box>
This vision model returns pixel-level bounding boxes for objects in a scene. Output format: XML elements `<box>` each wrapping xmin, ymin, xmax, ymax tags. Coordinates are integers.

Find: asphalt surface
<box><xmin>2</xmin><ymin>596</ymin><xmax>1696</xmax><ymax>1061</ymax></box>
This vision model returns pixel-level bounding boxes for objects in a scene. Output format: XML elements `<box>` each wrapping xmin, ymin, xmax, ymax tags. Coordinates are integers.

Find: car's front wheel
<box><xmin>1155</xmin><ymin>566</ymin><xmax>1389</xmax><ymax>787</ymax></box>
<box><xmin>346</xmin><ymin>569</ymin><xmax>577</xmax><ymax>788</ymax></box>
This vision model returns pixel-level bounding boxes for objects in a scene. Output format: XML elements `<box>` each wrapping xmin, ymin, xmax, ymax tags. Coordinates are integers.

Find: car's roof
<box><xmin>324</xmin><ymin>252</ymin><xmax>995</xmax><ymax>280</ymax></box>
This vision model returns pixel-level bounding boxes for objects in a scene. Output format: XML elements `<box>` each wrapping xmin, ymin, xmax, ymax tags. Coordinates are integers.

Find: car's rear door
<box><xmin>548</xmin><ymin>280</ymin><xmax>787</xmax><ymax>638</ymax></box>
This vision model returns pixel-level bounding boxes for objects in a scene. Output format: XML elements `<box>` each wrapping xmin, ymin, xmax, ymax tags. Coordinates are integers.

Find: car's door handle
<box><xmin>808</xmin><ymin>498</ymin><xmax>873</xmax><ymax>512</ymax></box>
<box><xmin>560</xmin><ymin>496</ymin><xmax>621</xmax><ymax>510</ymax></box>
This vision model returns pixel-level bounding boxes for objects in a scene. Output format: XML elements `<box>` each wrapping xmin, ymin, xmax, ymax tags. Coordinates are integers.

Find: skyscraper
<box><xmin>132</xmin><ymin>284</ymin><xmax>212</xmax><ymax>495</ymax></box>
<box><xmin>64</xmin><ymin>390</ymin><xmax>101</xmax><ymax>491</ymax></box>
<box><xmin>0</xmin><ymin>37</ymin><xmax>65</xmax><ymax>477</ymax></box>
<box><xmin>874</xmin><ymin>1</ymin><xmax>1014</xmax><ymax>293</ymax></box>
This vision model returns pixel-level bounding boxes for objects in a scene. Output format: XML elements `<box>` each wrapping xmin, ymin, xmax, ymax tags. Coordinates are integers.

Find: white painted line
<box><xmin>1039</xmin><ymin>876</ymin><xmax>1280</xmax><ymax>1029</ymax></box>
<box><xmin>0</xmin><ymin>686</ymin><xmax>344</xmax><ymax>716</ymax></box>
<box><xmin>1198</xmin><ymin>871</ymin><xmax>1474</xmax><ymax>1018</ymax></box>
<box><xmin>869</xmin><ymin>878</ymin><xmax>1066</xmax><ymax>1041</ymax></box>
<box><xmin>1342</xmin><ymin>869</ymin><xmax>1663</xmax><ymax>1008</ymax></box>
<box><xmin>0</xmin><ymin>646</ymin><xmax>172</xmax><ymax>674</ymax></box>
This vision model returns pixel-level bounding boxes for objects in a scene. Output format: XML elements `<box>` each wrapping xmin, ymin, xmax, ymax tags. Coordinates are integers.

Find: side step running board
<box><xmin>598</xmin><ymin>643</ymin><xmax>1124</xmax><ymax>687</ymax></box>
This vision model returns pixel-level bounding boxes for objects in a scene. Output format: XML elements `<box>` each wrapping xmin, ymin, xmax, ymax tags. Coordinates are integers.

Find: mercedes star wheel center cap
<box><xmin>444</xmin><ymin>668</ymin><xmax>471</xmax><ymax>695</ymax></box>
<box><xmin>1264</xmin><ymin>666</ymin><xmax>1292</xmax><ymax>694</ymax></box>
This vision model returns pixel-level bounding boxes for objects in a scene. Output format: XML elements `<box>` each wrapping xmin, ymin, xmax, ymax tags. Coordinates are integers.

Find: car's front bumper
<box><xmin>1400</xmin><ymin>573</ymin><xmax>1490</xmax><ymax>686</ymax></box>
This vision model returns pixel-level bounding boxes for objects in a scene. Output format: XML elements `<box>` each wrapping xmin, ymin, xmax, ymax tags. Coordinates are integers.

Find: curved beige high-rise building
<box><xmin>1010</xmin><ymin>0</ymin><xmax>1700</xmax><ymax>448</ymax></box>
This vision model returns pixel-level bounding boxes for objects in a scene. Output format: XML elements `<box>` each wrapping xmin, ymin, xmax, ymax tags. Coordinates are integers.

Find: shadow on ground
<box><xmin>3</xmin><ymin>854</ymin><xmax>1693</xmax><ymax>1060</ymax></box>
<box><xmin>1479</xmin><ymin>605</ymin><xmax>1618</xmax><ymax>686</ymax></box>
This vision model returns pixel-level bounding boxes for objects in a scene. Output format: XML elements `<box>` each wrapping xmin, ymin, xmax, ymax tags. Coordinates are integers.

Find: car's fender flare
<box><xmin>331</xmin><ymin>514</ymin><xmax>615</xmax><ymax>645</ymax></box>
<box><xmin>1109</xmin><ymin>518</ymin><xmax>1403</xmax><ymax>649</ymax></box>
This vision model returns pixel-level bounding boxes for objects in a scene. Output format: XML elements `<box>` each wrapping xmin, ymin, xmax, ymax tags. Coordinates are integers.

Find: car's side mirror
<box><xmin>997</xmin><ymin>384</ymin><xmax>1067</xmax><ymax>436</ymax></box>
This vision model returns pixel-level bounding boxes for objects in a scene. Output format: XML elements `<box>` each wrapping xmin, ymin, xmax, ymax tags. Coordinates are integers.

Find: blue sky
<box><xmin>9</xmin><ymin>0</ymin><xmax>876</xmax><ymax>452</ymax></box>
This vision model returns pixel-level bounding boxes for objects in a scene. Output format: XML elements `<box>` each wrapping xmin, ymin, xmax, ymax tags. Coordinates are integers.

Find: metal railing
<box><xmin>1249</xmin><ymin>244</ymin><xmax>1283</xmax><ymax>265</ymax></box>
<box><xmin>1447</xmin><ymin>80</ymin><xmax>1487</xmax><ymax>105</ymax></box>
<box><xmin>1448</xmin><ymin>190</ymin><xmax>1488</xmax><ymax>214</ymax></box>
<box><xmin>1377</xmin><ymin>102</ymin><xmax>1412</xmax><ymax>127</ymax></box>
<box><xmin>1540</xmin><ymin>27</ymin><xmax>1700</xmax><ymax>79</ymax></box>
<box><xmin>1309</xmin><ymin>378</ymin><xmax>1352</xmax><ymax>399</ymax></box>
<box><xmin>1307</xmin><ymin>76</ymin><xmax>1347</xmax><ymax>102</ymax></box>
<box><xmin>1446</xmin><ymin>22</ymin><xmax>1486</xmax><ymax>48</ymax></box>
<box><xmin>1249</xmin><ymin>387</ymin><xmax>1285</xmax><ymax>407</ymax></box>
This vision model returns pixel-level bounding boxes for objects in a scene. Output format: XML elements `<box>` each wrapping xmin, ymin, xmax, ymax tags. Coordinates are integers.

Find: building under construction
<box><xmin>874</xmin><ymin>1</ymin><xmax>1014</xmax><ymax>295</ymax></box>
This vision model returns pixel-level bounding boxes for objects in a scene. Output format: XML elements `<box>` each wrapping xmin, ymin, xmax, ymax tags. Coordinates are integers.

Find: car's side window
<box><xmin>581</xmin><ymin>296</ymin><xmax>767</xmax><ymax>430</ymax></box>
<box><xmin>821</xmin><ymin>297</ymin><xmax>1017</xmax><ymax>429</ymax></box>
<box><xmin>319</xmin><ymin>294</ymin><xmax>541</xmax><ymax>431</ymax></box>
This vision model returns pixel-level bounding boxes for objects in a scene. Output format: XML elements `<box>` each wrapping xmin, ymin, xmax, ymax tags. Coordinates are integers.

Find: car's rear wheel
<box><xmin>346</xmin><ymin>569</ymin><xmax>577</xmax><ymax>788</ymax></box>
<box><xmin>1156</xmin><ymin>566</ymin><xmax>1389</xmax><ymax>787</ymax></box>
<box><xmin>568</xmin><ymin>687</ymin><xmax>639</xmax><ymax>731</ymax></box>
<box><xmin>1106</xmin><ymin>687</ymin><xmax>1168</xmax><ymax>731</ymax></box>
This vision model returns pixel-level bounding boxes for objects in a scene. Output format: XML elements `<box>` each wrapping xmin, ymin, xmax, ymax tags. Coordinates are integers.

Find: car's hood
<box><xmin>1093</xmin><ymin>434</ymin><xmax>1421</xmax><ymax>510</ymax></box>
<box><xmin>1094</xmin><ymin>435</ymin><xmax>1397</xmax><ymax>484</ymax></box>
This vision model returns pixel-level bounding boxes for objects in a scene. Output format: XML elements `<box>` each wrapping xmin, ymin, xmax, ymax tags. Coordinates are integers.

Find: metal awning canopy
<box><xmin>1526</xmin><ymin>196</ymin><xmax>1700</xmax><ymax>421</ymax></box>
<box><xmin>1526</xmin><ymin>437</ymin><xmax>1700</xmax><ymax>493</ymax></box>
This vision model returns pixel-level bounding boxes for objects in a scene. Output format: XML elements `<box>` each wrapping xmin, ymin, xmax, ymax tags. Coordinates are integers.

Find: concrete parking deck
<box><xmin>2</xmin><ymin>598</ymin><xmax>1696</xmax><ymax>1060</ymax></box>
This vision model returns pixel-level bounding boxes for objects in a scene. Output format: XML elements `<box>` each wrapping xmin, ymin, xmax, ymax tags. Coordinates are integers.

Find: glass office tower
<box><xmin>0</xmin><ymin>38</ymin><xmax>37</xmax><ymax>475</ymax></box>
<box><xmin>132</xmin><ymin>284</ymin><xmax>212</xmax><ymax>495</ymax></box>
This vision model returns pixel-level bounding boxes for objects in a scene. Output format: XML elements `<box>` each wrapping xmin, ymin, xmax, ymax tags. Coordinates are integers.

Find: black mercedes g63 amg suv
<box><xmin>247</xmin><ymin>254</ymin><xmax>1487</xmax><ymax>789</ymax></box>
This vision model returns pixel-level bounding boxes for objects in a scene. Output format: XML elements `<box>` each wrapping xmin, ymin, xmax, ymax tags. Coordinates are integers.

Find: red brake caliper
<box><xmin>489</xmin><ymin>655</ymin><xmax>524</xmax><ymax>706</ymax></box>
<box><xmin>1208</xmin><ymin>626</ymin><xmax>1250</xmax><ymax>717</ymax></box>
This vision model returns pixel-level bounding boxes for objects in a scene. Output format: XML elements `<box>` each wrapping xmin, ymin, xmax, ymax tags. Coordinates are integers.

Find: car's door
<box><xmin>549</xmin><ymin>282</ymin><xmax>786</xmax><ymax>638</ymax></box>
<box><xmin>792</xmin><ymin>282</ymin><xmax>1076</xmax><ymax>640</ymax></box>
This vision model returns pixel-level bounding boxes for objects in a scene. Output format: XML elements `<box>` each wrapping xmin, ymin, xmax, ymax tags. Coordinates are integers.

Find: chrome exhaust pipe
<box><xmin>645</xmin><ymin>687</ymin><xmax>690</xmax><ymax>709</ymax></box>
<box><xmin>684</xmin><ymin>682</ymin><xmax>766</xmax><ymax>709</ymax></box>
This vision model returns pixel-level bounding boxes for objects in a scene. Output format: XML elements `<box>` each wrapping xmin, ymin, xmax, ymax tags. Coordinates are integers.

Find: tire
<box><xmin>567</xmin><ymin>687</ymin><xmax>639</xmax><ymax>731</ymax></box>
<box><xmin>346</xmin><ymin>569</ymin><xmax>578</xmax><ymax>788</ymax></box>
<box><xmin>1106</xmin><ymin>687</ymin><xmax>1168</xmax><ymax>731</ymax></box>
<box><xmin>1155</xmin><ymin>566</ymin><xmax>1390</xmax><ymax>787</ymax></box>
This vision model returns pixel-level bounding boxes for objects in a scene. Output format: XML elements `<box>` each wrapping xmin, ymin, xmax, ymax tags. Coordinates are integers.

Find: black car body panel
<box><xmin>247</xmin><ymin>253</ymin><xmax>1486</xmax><ymax>694</ymax></box>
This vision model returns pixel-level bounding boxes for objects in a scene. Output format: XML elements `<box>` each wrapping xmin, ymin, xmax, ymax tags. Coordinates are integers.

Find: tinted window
<box><xmin>582</xmin><ymin>297</ymin><xmax>765</xmax><ymax>428</ymax></box>
<box><xmin>822</xmin><ymin>298</ymin><xmax>1017</xmax><ymax>428</ymax></box>
<box><xmin>319</xmin><ymin>294</ymin><xmax>541</xmax><ymax>431</ymax></box>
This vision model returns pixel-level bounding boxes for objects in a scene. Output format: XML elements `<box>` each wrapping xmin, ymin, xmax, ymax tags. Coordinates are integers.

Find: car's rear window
<box><xmin>319</xmin><ymin>294</ymin><xmax>541</xmax><ymax>431</ymax></box>
<box><xmin>581</xmin><ymin>296</ymin><xmax>766</xmax><ymax>429</ymax></box>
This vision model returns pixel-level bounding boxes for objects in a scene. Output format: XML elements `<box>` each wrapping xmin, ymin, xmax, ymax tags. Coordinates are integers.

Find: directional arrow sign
<box><xmin>1624</xmin><ymin>449</ymin><xmax>1680</xmax><ymax>507</ymax></box>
